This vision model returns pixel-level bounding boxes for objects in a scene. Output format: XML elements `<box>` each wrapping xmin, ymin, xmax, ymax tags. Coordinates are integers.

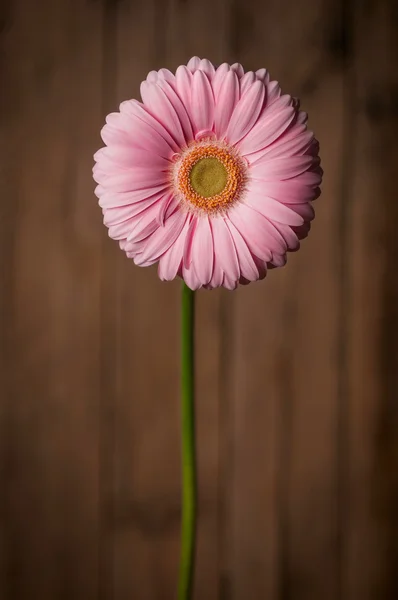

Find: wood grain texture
<box><xmin>1</xmin><ymin>0</ymin><xmax>104</xmax><ymax>598</ymax></box>
<box><xmin>347</xmin><ymin>1</ymin><xmax>398</xmax><ymax>598</ymax></box>
<box><xmin>1</xmin><ymin>0</ymin><xmax>398</xmax><ymax>598</ymax></box>
<box><xmin>103</xmin><ymin>4</ymin><xmax>181</xmax><ymax>599</ymax></box>
<box><xmin>225</xmin><ymin>2</ymin><xmax>344</xmax><ymax>599</ymax></box>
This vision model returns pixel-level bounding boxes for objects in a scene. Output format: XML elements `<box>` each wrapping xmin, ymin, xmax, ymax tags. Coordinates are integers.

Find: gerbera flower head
<box><xmin>93</xmin><ymin>57</ymin><xmax>322</xmax><ymax>290</ymax></box>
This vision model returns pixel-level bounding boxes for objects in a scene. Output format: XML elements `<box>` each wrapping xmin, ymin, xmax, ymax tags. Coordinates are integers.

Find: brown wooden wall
<box><xmin>1</xmin><ymin>0</ymin><xmax>398</xmax><ymax>598</ymax></box>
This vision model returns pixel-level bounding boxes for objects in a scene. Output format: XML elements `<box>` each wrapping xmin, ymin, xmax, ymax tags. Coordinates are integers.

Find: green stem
<box><xmin>178</xmin><ymin>282</ymin><xmax>197</xmax><ymax>600</ymax></box>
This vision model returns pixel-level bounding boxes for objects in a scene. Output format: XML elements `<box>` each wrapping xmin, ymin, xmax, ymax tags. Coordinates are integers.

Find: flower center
<box><xmin>189</xmin><ymin>157</ymin><xmax>228</xmax><ymax>198</ymax></box>
<box><xmin>174</xmin><ymin>142</ymin><xmax>246</xmax><ymax>214</ymax></box>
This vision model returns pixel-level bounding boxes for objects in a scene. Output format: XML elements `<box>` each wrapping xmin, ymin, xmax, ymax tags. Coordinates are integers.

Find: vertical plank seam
<box><xmin>218</xmin><ymin>294</ymin><xmax>236</xmax><ymax>600</ymax></box>
<box><xmin>336</xmin><ymin>0</ymin><xmax>357</xmax><ymax>598</ymax></box>
<box><xmin>99</xmin><ymin>2</ymin><xmax>120</xmax><ymax>598</ymax></box>
<box><xmin>0</xmin><ymin>3</ymin><xmax>20</xmax><ymax>589</ymax></box>
<box><xmin>276</xmin><ymin>286</ymin><xmax>297</xmax><ymax>600</ymax></box>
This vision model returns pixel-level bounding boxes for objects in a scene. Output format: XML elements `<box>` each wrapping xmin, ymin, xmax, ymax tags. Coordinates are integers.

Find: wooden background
<box><xmin>1</xmin><ymin>0</ymin><xmax>398</xmax><ymax>598</ymax></box>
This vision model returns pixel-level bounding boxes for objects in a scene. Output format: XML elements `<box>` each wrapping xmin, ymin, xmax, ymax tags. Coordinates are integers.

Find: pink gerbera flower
<box><xmin>93</xmin><ymin>57</ymin><xmax>322</xmax><ymax>290</ymax></box>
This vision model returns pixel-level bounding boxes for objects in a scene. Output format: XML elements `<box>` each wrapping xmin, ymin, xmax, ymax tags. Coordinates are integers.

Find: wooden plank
<box><xmin>0</xmin><ymin>0</ymin><xmax>104</xmax><ymax>597</ymax></box>
<box><xmin>224</xmin><ymin>0</ymin><xmax>287</xmax><ymax>594</ymax></box>
<box><xmin>226</xmin><ymin>1</ymin><xmax>344</xmax><ymax>598</ymax></box>
<box><xmin>97</xmin><ymin>3</ymin><xmax>120</xmax><ymax>598</ymax></box>
<box><xmin>109</xmin><ymin>1</ymin><xmax>229</xmax><ymax>597</ymax></box>
<box><xmin>347</xmin><ymin>1</ymin><xmax>398</xmax><ymax>598</ymax></box>
<box><xmin>104</xmin><ymin>4</ymin><xmax>180</xmax><ymax>598</ymax></box>
<box><xmin>0</xmin><ymin>3</ymin><xmax>15</xmax><ymax>594</ymax></box>
<box><xmin>99</xmin><ymin>5</ymin><xmax>169</xmax><ymax>598</ymax></box>
<box><xmin>280</xmin><ymin>2</ymin><xmax>345</xmax><ymax>598</ymax></box>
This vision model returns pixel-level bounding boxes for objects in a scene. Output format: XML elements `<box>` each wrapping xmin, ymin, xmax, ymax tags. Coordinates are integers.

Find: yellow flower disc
<box><xmin>175</xmin><ymin>143</ymin><xmax>246</xmax><ymax>213</ymax></box>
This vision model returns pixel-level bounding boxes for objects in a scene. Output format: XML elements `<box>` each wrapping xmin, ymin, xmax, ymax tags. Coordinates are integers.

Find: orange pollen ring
<box><xmin>174</xmin><ymin>143</ymin><xmax>246</xmax><ymax>214</ymax></box>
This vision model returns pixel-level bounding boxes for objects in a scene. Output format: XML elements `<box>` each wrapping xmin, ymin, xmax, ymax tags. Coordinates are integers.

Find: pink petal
<box><xmin>263</xmin><ymin>93</ymin><xmax>293</xmax><ymax>114</ymax></box>
<box><xmin>306</xmin><ymin>139</ymin><xmax>320</xmax><ymax>157</ymax></box>
<box><xmin>195</xmin><ymin>129</ymin><xmax>216</xmax><ymax>140</ymax></box>
<box><xmin>183</xmin><ymin>217</ymin><xmax>197</xmax><ymax>267</ymax></box>
<box><xmin>108</xmin><ymin>215</ymin><xmax>145</xmax><ymax>241</ymax></box>
<box><xmin>100</xmin><ymin>124</ymin><xmax>130</xmax><ymax>146</ymax></box>
<box><xmin>105</xmin><ymin>112</ymin><xmax>123</xmax><ymax>126</ymax></box>
<box><xmin>254</xmin><ymin>126</ymin><xmax>313</xmax><ymax>160</ymax></box>
<box><xmin>92</xmin><ymin>166</ymin><xmax>113</xmax><ymax>184</ymax></box>
<box><xmin>92</xmin><ymin>166</ymin><xmax>111</xmax><ymax>184</ymax></box>
<box><xmin>191</xmin><ymin>70</ymin><xmax>214</xmax><ymax>134</ymax></box>
<box><xmin>95</xmin><ymin>145</ymin><xmax>170</xmax><ymax>169</ymax></box>
<box><xmin>102</xmin><ymin>169</ymin><xmax>168</xmax><ymax>192</ymax></box>
<box><xmin>126</xmin><ymin>239</ymin><xmax>143</xmax><ymax>254</ymax></box>
<box><xmin>212</xmin><ymin>63</ymin><xmax>230</xmax><ymax>98</ymax></box>
<box><xmin>158</xmin><ymin>217</ymin><xmax>191</xmax><ymax>281</ymax></box>
<box><xmin>125</xmin><ymin>206</ymin><xmax>160</xmax><ymax>244</ymax></box>
<box><xmin>187</xmin><ymin>56</ymin><xmax>201</xmax><ymax>72</ymax></box>
<box><xmin>226</xmin><ymin>220</ymin><xmax>260</xmax><ymax>281</ymax></box>
<box><xmin>93</xmin><ymin>161</ymin><xmax>123</xmax><ymax>177</ymax></box>
<box><xmin>156</xmin><ymin>193</ymin><xmax>174</xmax><ymax>226</ymax></box>
<box><xmin>147</xmin><ymin>71</ymin><xmax>158</xmax><ymax>83</ymax></box>
<box><xmin>163</xmin><ymin>194</ymin><xmax>181</xmax><ymax>224</ymax></box>
<box><xmin>238</xmin><ymin>277</ymin><xmax>251</xmax><ymax>285</ymax></box>
<box><xmin>286</xmin><ymin>202</ymin><xmax>315</xmax><ymax>221</ymax></box>
<box><xmin>103</xmin><ymin>190</ymin><xmax>167</xmax><ymax>225</ymax></box>
<box><xmin>250</xmin><ymin>155</ymin><xmax>315</xmax><ymax>181</ymax></box>
<box><xmin>103</xmin><ymin>203</ymin><xmax>142</xmax><ymax>227</ymax></box>
<box><xmin>271</xmin><ymin>254</ymin><xmax>287</xmax><ymax>267</ymax></box>
<box><xmin>191</xmin><ymin>216</ymin><xmax>214</xmax><ymax>285</ymax></box>
<box><xmin>157</xmin><ymin>79</ymin><xmax>194</xmax><ymax>143</ymax></box>
<box><xmin>125</xmin><ymin>245</ymin><xmax>142</xmax><ymax>258</ymax></box>
<box><xmin>140</xmin><ymin>82</ymin><xmax>186</xmax><ymax>148</ymax></box>
<box><xmin>244</xmin><ymin>193</ymin><xmax>305</xmax><ymax>226</ymax></box>
<box><xmin>249</xmin><ymin>179</ymin><xmax>319</xmax><ymax>204</ymax></box>
<box><xmin>214</xmin><ymin>70</ymin><xmax>239</xmax><ymax>138</ymax></box>
<box><xmin>211</xmin><ymin>217</ymin><xmax>240</xmax><ymax>281</ymax></box>
<box><xmin>240</xmin><ymin>71</ymin><xmax>256</xmax><ymax>95</ymax></box>
<box><xmin>135</xmin><ymin>209</ymin><xmax>187</xmax><ymax>264</ymax></box>
<box><xmin>272</xmin><ymin>222</ymin><xmax>300</xmax><ymax>250</ymax></box>
<box><xmin>292</xmin><ymin>222</ymin><xmax>311</xmax><ymax>241</ymax></box>
<box><xmin>252</xmin><ymin>255</ymin><xmax>268</xmax><ymax>279</ymax></box>
<box><xmin>209</xmin><ymin>253</ymin><xmax>224</xmax><ymax>288</ymax></box>
<box><xmin>198</xmin><ymin>59</ymin><xmax>215</xmax><ymax>78</ymax></box>
<box><xmin>94</xmin><ymin>184</ymin><xmax>106</xmax><ymax>198</ymax></box>
<box><xmin>94</xmin><ymin>147</ymin><xmax>121</xmax><ymax>165</ymax></box>
<box><xmin>119</xmin><ymin>100</ymin><xmax>179</xmax><ymax>155</ymax></box>
<box><xmin>256</xmin><ymin>68</ymin><xmax>270</xmax><ymax>83</ymax></box>
<box><xmin>98</xmin><ymin>186</ymin><xmax>167</xmax><ymax>209</ymax></box>
<box><xmin>223</xmin><ymin>275</ymin><xmax>238</xmax><ymax>290</ymax></box>
<box><xmin>133</xmin><ymin>256</ymin><xmax>158</xmax><ymax>267</ymax></box>
<box><xmin>104</xmin><ymin>196</ymin><xmax>163</xmax><ymax>224</ymax></box>
<box><xmin>297</xmin><ymin>111</ymin><xmax>308</xmax><ymax>124</ymax></box>
<box><xmin>293</xmin><ymin>168</ymin><xmax>323</xmax><ymax>186</ymax></box>
<box><xmin>175</xmin><ymin>66</ymin><xmax>192</xmax><ymax>108</ymax></box>
<box><xmin>266</xmin><ymin>81</ymin><xmax>281</xmax><ymax>105</ymax></box>
<box><xmin>227</xmin><ymin>204</ymin><xmax>272</xmax><ymax>260</ymax></box>
<box><xmin>238</xmin><ymin>106</ymin><xmax>295</xmax><ymax>155</ymax></box>
<box><xmin>228</xmin><ymin>202</ymin><xmax>287</xmax><ymax>258</ymax></box>
<box><xmin>231</xmin><ymin>63</ymin><xmax>244</xmax><ymax>77</ymax></box>
<box><xmin>226</xmin><ymin>81</ymin><xmax>265</xmax><ymax>145</ymax></box>
<box><xmin>158</xmin><ymin>68</ymin><xmax>175</xmax><ymax>83</ymax></box>
<box><xmin>182</xmin><ymin>263</ymin><xmax>202</xmax><ymax>290</ymax></box>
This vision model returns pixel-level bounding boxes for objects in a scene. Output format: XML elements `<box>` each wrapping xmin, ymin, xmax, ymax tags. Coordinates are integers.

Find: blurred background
<box><xmin>1</xmin><ymin>0</ymin><xmax>398</xmax><ymax>598</ymax></box>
